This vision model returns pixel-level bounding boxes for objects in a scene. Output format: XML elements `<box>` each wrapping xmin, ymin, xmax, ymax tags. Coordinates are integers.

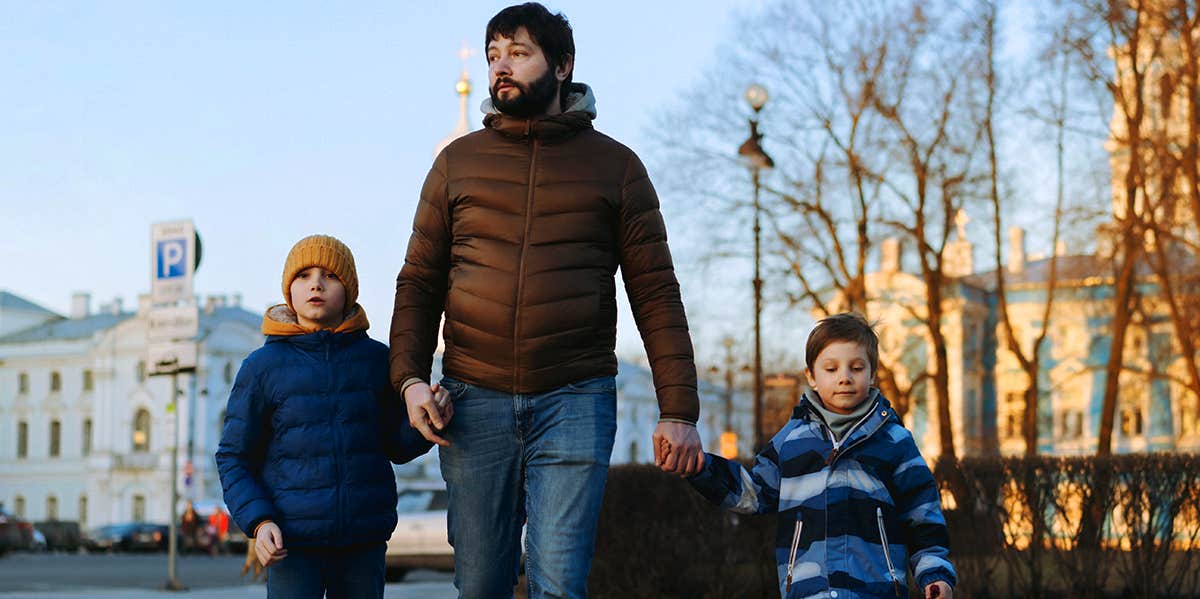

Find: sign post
<box><xmin>149</xmin><ymin>220</ymin><xmax>201</xmax><ymax>592</ymax></box>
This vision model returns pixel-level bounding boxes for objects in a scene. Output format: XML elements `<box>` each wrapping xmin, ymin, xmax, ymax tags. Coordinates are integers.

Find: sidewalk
<box><xmin>0</xmin><ymin>583</ymin><xmax>457</xmax><ymax>599</ymax></box>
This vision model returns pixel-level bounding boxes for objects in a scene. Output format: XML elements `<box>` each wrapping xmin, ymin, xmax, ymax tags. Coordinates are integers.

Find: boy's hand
<box><xmin>254</xmin><ymin>522</ymin><xmax>287</xmax><ymax>567</ymax></box>
<box><xmin>653</xmin><ymin>422</ymin><xmax>704</xmax><ymax>476</ymax></box>
<box><xmin>404</xmin><ymin>382</ymin><xmax>450</xmax><ymax>447</ymax></box>
<box><xmin>925</xmin><ymin>580</ymin><xmax>952</xmax><ymax>598</ymax></box>
<box><xmin>433</xmin><ymin>385</ymin><xmax>454</xmax><ymax>424</ymax></box>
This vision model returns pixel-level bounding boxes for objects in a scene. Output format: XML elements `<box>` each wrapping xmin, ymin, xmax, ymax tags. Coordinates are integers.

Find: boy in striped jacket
<box><xmin>687</xmin><ymin>313</ymin><xmax>956</xmax><ymax>598</ymax></box>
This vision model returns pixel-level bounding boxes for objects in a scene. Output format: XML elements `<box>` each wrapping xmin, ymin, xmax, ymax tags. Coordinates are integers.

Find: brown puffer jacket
<box><xmin>390</xmin><ymin>84</ymin><xmax>698</xmax><ymax>423</ymax></box>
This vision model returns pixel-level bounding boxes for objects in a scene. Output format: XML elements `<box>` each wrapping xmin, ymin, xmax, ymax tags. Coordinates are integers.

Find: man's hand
<box><xmin>925</xmin><ymin>580</ymin><xmax>952</xmax><ymax>598</ymax></box>
<box><xmin>653</xmin><ymin>421</ymin><xmax>704</xmax><ymax>476</ymax></box>
<box><xmin>253</xmin><ymin>522</ymin><xmax>287</xmax><ymax>567</ymax></box>
<box><xmin>404</xmin><ymin>382</ymin><xmax>452</xmax><ymax>447</ymax></box>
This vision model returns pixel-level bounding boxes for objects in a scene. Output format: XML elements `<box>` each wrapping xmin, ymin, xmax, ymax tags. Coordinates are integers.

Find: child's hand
<box><xmin>433</xmin><ymin>384</ymin><xmax>454</xmax><ymax>425</ymax></box>
<box><xmin>254</xmin><ymin>522</ymin><xmax>288</xmax><ymax>567</ymax></box>
<box><xmin>925</xmin><ymin>580</ymin><xmax>952</xmax><ymax>598</ymax></box>
<box><xmin>404</xmin><ymin>382</ymin><xmax>450</xmax><ymax>447</ymax></box>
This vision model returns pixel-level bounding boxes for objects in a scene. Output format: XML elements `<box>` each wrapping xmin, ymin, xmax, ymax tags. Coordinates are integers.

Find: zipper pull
<box><xmin>785</xmin><ymin>517</ymin><xmax>803</xmax><ymax>593</ymax></box>
<box><xmin>826</xmin><ymin>438</ymin><xmax>841</xmax><ymax>465</ymax></box>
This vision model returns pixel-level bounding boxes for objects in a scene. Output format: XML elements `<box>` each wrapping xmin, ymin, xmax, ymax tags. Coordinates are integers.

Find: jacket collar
<box><xmin>481</xmin><ymin>82</ymin><xmax>597</xmax><ymax>143</ymax></box>
<box><xmin>794</xmin><ymin>388</ymin><xmax>899</xmax><ymax>445</ymax></box>
<box><xmin>261</xmin><ymin>303</ymin><xmax>370</xmax><ymax>338</ymax></box>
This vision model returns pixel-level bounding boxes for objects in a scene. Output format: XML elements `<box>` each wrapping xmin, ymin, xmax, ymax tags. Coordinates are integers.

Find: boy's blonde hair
<box><xmin>805</xmin><ymin>312</ymin><xmax>879</xmax><ymax>374</ymax></box>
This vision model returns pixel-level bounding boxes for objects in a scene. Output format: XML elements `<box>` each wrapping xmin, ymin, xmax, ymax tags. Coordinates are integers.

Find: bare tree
<box><xmin>982</xmin><ymin>3</ymin><xmax>1073</xmax><ymax>457</ymax></box>
<box><xmin>654</xmin><ymin>0</ymin><xmax>1017</xmax><ymax>461</ymax></box>
<box><xmin>1062</xmin><ymin>0</ymin><xmax>1160</xmax><ymax>455</ymax></box>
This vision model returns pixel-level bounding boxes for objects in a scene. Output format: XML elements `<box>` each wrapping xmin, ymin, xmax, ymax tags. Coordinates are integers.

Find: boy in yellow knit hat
<box><xmin>216</xmin><ymin>234</ymin><xmax>442</xmax><ymax>598</ymax></box>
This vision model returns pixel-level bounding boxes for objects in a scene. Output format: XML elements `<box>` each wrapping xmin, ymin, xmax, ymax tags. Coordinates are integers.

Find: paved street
<box><xmin>0</xmin><ymin>553</ymin><xmax>456</xmax><ymax>599</ymax></box>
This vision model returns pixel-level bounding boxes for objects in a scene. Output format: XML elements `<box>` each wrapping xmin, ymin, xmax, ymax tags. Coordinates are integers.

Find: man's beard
<box><xmin>490</xmin><ymin>67</ymin><xmax>560</xmax><ymax>118</ymax></box>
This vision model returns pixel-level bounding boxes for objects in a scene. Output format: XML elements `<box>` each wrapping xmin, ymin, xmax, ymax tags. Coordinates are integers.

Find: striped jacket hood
<box><xmin>689</xmin><ymin>390</ymin><xmax>956</xmax><ymax>598</ymax></box>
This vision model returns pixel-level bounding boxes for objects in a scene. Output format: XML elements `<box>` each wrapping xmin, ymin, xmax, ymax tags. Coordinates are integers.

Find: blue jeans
<box><xmin>266</xmin><ymin>541</ymin><xmax>385</xmax><ymax>599</ymax></box>
<box><xmin>438</xmin><ymin>375</ymin><xmax>618</xmax><ymax>599</ymax></box>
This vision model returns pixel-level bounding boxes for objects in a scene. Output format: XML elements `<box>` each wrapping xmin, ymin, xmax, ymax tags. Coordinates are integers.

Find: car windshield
<box><xmin>396</xmin><ymin>489</ymin><xmax>448</xmax><ymax>513</ymax></box>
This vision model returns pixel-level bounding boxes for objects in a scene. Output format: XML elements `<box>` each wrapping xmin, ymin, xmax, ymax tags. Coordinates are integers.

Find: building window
<box><xmin>133</xmin><ymin>409</ymin><xmax>151</xmax><ymax>452</ymax></box>
<box><xmin>18</xmin><ymin>372</ymin><xmax>29</xmax><ymax>394</ymax></box>
<box><xmin>1003</xmin><ymin>392</ymin><xmax>1024</xmax><ymax>439</ymax></box>
<box><xmin>224</xmin><ymin>362</ymin><xmax>234</xmax><ymax>385</ymax></box>
<box><xmin>83</xmin><ymin>370</ymin><xmax>94</xmax><ymax>392</ymax></box>
<box><xmin>82</xmin><ymin>419</ymin><xmax>93</xmax><ymax>456</ymax></box>
<box><xmin>46</xmin><ymin>495</ymin><xmax>58</xmax><ymax>521</ymax></box>
<box><xmin>49</xmin><ymin>420</ymin><xmax>61</xmax><ymax>457</ymax></box>
<box><xmin>17</xmin><ymin>421</ymin><xmax>28</xmax><ymax>459</ymax></box>
<box><xmin>14</xmin><ymin>496</ymin><xmax>24</xmax><ymax>518</ymax></box>
<box><xmin>1058</xmin><ymin>410</ymin><xmax>1084</xmax><ymax>440</ymax></box>
<box><xmin>1120</xmin><ymin>405</ymin><xmax>1144</xmax><ymax>437</ymax></box>
<box><xmin>79</xmin><ymin>495</ymin><xmax>87</xmax><ymax>527</ymax></box>
<box><xmin>50</xmin><ymin>371</ymin><xmax>61</xmax><ymax>392</ymax></box>
<box><xmin>133</xmin><ymin>495</ymin><xmax>146</xmax><ymax>522</ymax></box>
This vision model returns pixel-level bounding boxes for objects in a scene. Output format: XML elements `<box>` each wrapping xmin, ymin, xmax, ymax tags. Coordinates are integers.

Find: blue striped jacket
<box><xmin>688</xmin><ymin>390</ymin><xmax>956</xmax><ymax>598</ymax></box>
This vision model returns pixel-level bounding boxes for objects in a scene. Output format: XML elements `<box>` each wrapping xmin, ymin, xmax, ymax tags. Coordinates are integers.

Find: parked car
<box><xmin>385</xmin><ymin>483</ymin><xmax>453</xmax><ymax>582</ymax></box>
<box><xmin>0</xmin><ymin>507</ymin><xmax>33</xmax><ymax>555</ymax></box>
<box><xmin>84</xmin><ymin>523</ymin><xmax>169</xmax><ymax>552</ymax></box>
<box><xmin>34</xmin><ymin>520</ymin><xmax>82</xmax><ymax>552</ymax></box>
<box><xmin>30</xmin><ymin>529</ymin><xmax>46</xmax><ymax>552</ymax></box>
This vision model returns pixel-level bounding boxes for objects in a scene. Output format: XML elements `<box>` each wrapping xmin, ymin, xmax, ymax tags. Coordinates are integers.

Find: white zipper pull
<box><xmin>785</xmin><ymin>517</ymin><xmax>804</xmax><ymax>593</ymax></box>
<box><xmin>877</xmin><ymin>507</ymin><xmax>901</xmax><ymax>596</ymax></box>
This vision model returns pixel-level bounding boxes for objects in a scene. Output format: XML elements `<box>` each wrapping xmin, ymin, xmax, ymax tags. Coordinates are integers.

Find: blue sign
<box><xmin>157</xmin><ymin>239</ymin><xmax>188</xmax><ymax>280</ymax></box>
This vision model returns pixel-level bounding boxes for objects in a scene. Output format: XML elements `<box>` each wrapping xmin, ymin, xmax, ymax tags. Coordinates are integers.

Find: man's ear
<box><xmin>804</xmin><ymin>369</ymin><xmax>817</xmax><ymax>389</ymax></box>
<box><xmin>555</xmin><ymin>54</ymin><xmax>574</xmax><ymax>82</ymax></box>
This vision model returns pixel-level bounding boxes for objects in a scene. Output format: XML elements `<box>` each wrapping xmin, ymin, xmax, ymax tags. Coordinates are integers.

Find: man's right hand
<box><xmin>404</xmin><ymin>382</ymin><xmax>452</xmax><ymax>447</ymax></box>
<box><xmin>254</xmin><ymin>522</ymin><xmax>287</xmax><ymax>567</ymax></box>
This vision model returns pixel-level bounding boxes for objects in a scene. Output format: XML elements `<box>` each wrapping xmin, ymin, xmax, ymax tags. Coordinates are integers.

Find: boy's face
<box><xmin>805</xmin><ymin>340</ymin><xmax>874</xmax><ymax>415</ymax></box>
<box><xmin>290</xmin><ymin>266</ymin><xmax>346</xmax><ymax>330</ymax></box>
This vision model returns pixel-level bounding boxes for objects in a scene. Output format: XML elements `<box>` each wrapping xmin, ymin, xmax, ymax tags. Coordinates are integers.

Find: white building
<box><xmin>0</xmin><ymin>291</ymin><xmax>261</xmax><ymax>528</ymax></box>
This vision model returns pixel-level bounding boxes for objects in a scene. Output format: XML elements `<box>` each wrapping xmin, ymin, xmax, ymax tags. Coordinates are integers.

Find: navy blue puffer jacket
<box><xmin>216</xmin><ymin>306</ymin><xmax>430</xmax><ymax>548</ymax></box>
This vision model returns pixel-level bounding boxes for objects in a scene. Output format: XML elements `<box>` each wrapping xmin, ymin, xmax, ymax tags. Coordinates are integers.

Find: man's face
<box><xmin>487</xmin><ymin>26</ymin><xmax>566</xmax><ymax>118</ymax></box>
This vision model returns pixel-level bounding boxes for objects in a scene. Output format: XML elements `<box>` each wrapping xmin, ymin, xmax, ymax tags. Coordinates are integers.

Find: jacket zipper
<box><xmin>326</xmin><ymin>338</ymin><xmax>343</xmax><ymax>541</ymax></box>
<box><xmin>877</xmin><ymin>507</ymin><xmax>901</xmax><ymax>597</ymax></box>
<box><xmin>784</xmin><ymin>516</ymin><xmax>804</xmax><ymax>594</ymax></box>
<box><xmin>818</xmin><ymin>402</ymin><xmax>880</xmax><ymax>466</ymax></box>
<box><xmin>512</xmin><ymin>136</ymin><xmax>539</xmax><ymax>391</ymax></box>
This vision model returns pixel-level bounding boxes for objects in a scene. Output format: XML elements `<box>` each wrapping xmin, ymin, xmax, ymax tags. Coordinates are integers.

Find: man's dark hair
<box><xmin>486</xmin><ymin>3</ymin><xmax>575</xmax><ymax>93</ymax></box>
<box><xmin>805</xmin><ymin>312</ymin><xmax>879</xmax><ymax>375</ymax></box>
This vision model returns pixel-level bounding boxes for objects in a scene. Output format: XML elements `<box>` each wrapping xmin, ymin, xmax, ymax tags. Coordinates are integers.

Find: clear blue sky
<box><xmin>2</xmin><ymin>1</ymin><xmax>764</xmax><ymax>363</ymax></box>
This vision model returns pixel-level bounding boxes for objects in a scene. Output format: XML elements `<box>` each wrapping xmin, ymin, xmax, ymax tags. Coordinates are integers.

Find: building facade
<box><xmin>0</xmin><ymin>292</ymin><xmax>261</xmax><ymax>527</ymax></box>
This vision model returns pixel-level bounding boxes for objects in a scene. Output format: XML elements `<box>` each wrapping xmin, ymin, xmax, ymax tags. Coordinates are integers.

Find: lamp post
<box><xmin>738</xmin><ymin>84</ymin><xmax>774</xmax><ymax>452</ymax></box>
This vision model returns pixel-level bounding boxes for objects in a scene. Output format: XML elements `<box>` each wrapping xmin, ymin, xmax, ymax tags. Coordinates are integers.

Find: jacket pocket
<box><xmin>877</xmin><ymin>506</ymin><xmax>902</xmax><ymax>597</ymax></box>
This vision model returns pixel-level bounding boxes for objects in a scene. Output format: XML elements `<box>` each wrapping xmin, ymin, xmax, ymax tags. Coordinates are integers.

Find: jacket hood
<box><xmin>481</xmin><ymin>82</ymin><xmax>597</xmax><ymax>142</ymax></box>
<box><xmin>261</xmin><ymin>303</ymin><xmax>370</xmax><ymax>336</ymax></box>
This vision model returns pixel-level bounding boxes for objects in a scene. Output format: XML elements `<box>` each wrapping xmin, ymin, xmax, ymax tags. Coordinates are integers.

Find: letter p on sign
<box><xmin>157</xmin><ymin>239</ymin><xmax>187</xmax><ymax>279</ymax></box>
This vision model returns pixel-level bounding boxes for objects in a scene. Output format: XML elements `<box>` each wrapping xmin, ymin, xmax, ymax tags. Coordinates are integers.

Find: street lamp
<box><xmin>738</xmin><ymin>83</ymin><xmax>774</xmax><ymax>452</ymax></box>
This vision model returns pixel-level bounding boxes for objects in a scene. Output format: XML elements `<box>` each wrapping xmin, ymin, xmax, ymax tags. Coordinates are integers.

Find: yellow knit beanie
<box><xmin>281</xmin><ymin>235</ymin><xmax>359</xmax><ymax>312</ymax></box>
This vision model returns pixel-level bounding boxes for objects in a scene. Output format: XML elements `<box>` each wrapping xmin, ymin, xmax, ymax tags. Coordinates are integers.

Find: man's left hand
<box><xmin>653</xmin><ymin>421</ymin><xmax>704</xmax><ymax>476</ymax></box>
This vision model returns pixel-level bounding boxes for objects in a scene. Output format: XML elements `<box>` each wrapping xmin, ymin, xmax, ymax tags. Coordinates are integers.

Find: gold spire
<box><xmin>435</xmin><ymin>42</ymin><xmax>475</xmax><ymax>158</ymax></box>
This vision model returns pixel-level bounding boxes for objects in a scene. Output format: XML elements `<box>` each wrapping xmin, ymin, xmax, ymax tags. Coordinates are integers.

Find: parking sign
<box><xmin>151</xmin><ymin>220</ymin><xmax>196</xmax><ymax>304</ymax></box>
